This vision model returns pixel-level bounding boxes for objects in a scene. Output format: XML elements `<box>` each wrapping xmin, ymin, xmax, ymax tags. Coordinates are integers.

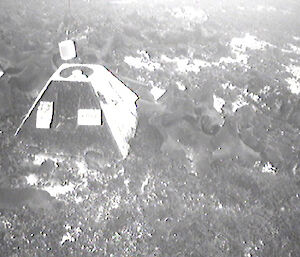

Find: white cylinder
<box><xmin>58</xmin><ymin>40</ymin><xmax>77</xmax><ymax>61</ymax></box>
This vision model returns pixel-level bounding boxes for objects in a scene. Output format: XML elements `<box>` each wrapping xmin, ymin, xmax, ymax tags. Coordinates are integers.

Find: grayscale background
<box><xmin>0</xmin><ymin>0</ymin><xmax>299</xmax><ymax>256</ymax></box>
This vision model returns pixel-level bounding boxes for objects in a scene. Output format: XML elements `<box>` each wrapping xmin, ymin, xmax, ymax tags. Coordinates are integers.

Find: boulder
<box><xmin>85</xmin><ymin>150</ymin><xmax>107</xmax><ymax>170</ymax></box>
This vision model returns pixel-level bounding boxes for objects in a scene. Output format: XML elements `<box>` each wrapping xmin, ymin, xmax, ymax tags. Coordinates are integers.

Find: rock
<box><xmin>130</xmin><ymin>115</ymin><xmax>164</xmax><ymax>157</ymax></box>
<box><xmin>150</xmin><ymin>86</ymin><xmax>166</xmax><ymax>101</ymax></box>
<box><xmin>211</xmin><ymin>123</ymin><xmax>260</xmax><ymax>164</ymax></box>
<box><xmin>288</xmin><ymin>101</ymin><xmax>300</xmax><ymax>129</ymax></box>
<box><xmin>213</xmin><ymin>94</ymin><xmax>225</xmax><ymax>113</ymax></box>
<box><xmin>261</xmin><ymin>162</ymin><xmax>277</xmax><ymax>174</ymax></box>
<box><xmin>38</xmin><ymin>160</ymin><xmax>56</xmax><ymax>174</ymax></box>
<box><xmin>176</xmin><ymin>81</ymin><xmax>187</xmax><ymax>91</ymax></box>
<box><xmin>0</xmin><ymin>188</ymin><xmax>58</xmax><ymax>211</ymax></box>
<box><xmin>4</xmin><ymin>66</ymin><xmax>23</xmax><ymax>75</ymax></box>
<box><xmin>84</xmin><ymin>151</ymin><xmax>107</xmax><ymax>170</ymax></box>
<box><xmin>238</xmin><ymin>127</ymin><xmax>265</xmax><ymax>153</ymax></box>
<box><xmin>200</xmin><ymin>115</ymin><xmax>222</xmax><ymax>136</ymax></box>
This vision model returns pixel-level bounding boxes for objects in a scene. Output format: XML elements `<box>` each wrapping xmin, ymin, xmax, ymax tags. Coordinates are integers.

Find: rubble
<box><xmin>262</xmin><ymin>162</ymin><xmax>277</xmax><ymax>174</ymax></box>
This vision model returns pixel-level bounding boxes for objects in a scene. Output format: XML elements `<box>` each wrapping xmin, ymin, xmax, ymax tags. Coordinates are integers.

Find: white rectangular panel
<box><xmin>36</xmin><ymin>101</ymin><xmax>53</xmax><ymax>129</ymax></box>
<box><xmin>77</xmin><ymin>109</ymin><xmax>102</xmax><ymax>126</ymax></box>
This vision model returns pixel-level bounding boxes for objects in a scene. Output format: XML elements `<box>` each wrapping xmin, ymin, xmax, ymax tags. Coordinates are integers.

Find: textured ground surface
<box><xmin>0</xmin><ymin>0</ymin><xmax>300</xmax><ymax>256</ymax></box>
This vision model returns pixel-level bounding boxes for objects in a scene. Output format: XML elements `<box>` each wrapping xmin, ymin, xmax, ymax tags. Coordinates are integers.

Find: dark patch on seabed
<box><xmin>0</xmin><ymin>0</ymin><xmax>300</xmax><ymax>256</ymax></box>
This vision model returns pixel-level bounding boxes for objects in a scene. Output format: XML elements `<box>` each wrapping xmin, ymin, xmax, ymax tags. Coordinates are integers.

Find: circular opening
<box><xmin>59</xmin><ymin>66</ymin><xmax>94</xmax><ymax>78</ymax></box>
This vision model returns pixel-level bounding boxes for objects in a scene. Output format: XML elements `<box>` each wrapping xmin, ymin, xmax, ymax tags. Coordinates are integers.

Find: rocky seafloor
<box><xmin>0</xmin><ymin>0</ymin><xmax>299</xmax><ymax>256</ymax></box>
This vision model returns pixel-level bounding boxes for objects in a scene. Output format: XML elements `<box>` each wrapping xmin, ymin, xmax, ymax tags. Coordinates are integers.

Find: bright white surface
<box><xmin>286</xmin><ymin>78</ymin><xmax>300</xmax><ymax>95</ymax></box>
<box><xmin>69</xmin><ymin>70</ymin><xmax>88</xmax><ymax>80</ymax></box>
<box><xmin>59</xmin><ymin>40</ymin><xmax>76</xmax><ymax>61</ymax></box>
<box><xmin>176</xmin><ymin>81</ymin><xmax>186</xmax><ymax>91</ymax></box>
<box><xmin>36</xmin><ymin>101</ymin><xmax>53</xmax><ymax>129</ymax></box>
<box><xmin>43</xmin><ymin>182</ymin><xmax>75</xmax><ymax>198</ymax></box>
<box><xmin>124</xmin><ymin>50</ymin><xmax>161</xmax><ymax>71</ymax></box>
<box><xmin>262</xmin><ymin>162</ymin><xmax>277</xmax><ymax>174</ymax></box>
<box><xmin>285</xmin><ymin>65</ymin><xmax>300</xmax><ymax>95</ymax></box>
<box><xmin>171</xmin><ymin>6</ymin><xmax>208</xmax><ymax>24</ymax></box>
<box><xmin>230</xmin><ymin>33</ymin><xmax>270</xmax><ymax>53</ymax></box>
<box><xmin>25</xmin><ymin>174</ymin><xmax>39</xmax><ymax>186</ymax></box>
<box><xmin>77</xmin><ymin>109</ymin><xmax>102</xmax><ymax>126</ymax></box>
<box><xmin>150</xmin><ymin>86</ymin><xmax>166</xmax><ymax>101</ymax></box>
<box><xmin>161</xmin><ymin>55</ymin><xmax>211</xmax><ymax>73</ymax></box>
<box><xmin>232</xmin><ymin>95</ymin><xmax>248</xmax><ymax>112</ymax></box>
